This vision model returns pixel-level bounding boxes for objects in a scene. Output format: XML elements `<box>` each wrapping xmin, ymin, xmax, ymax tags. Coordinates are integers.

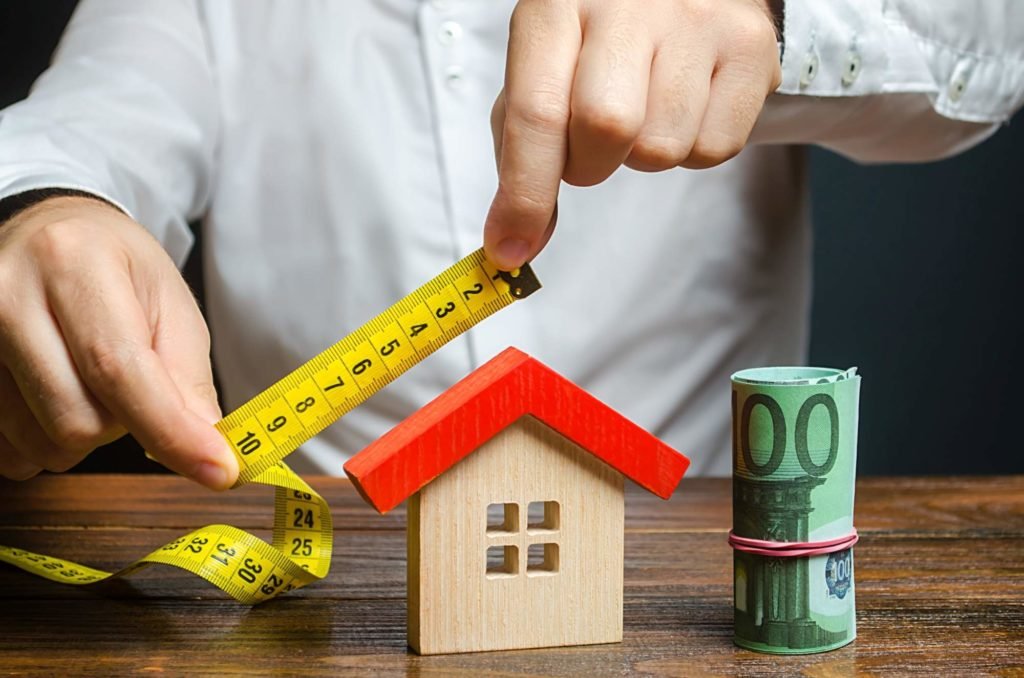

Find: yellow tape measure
<box><xmin>0</xmin><ymin>249</ymin><xmax>541</xmax><ymax>604</ymax></box>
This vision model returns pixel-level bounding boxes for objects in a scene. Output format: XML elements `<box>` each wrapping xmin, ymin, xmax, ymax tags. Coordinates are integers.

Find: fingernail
<box><xmin>495</xmin><ymin>238</ymin><xmax>531</xmax><ymax>270</ymax></box>
<box><xmin>191</xmin><ymin>462</ymin><xmax>231</xmax><ymax>491</ymax></box>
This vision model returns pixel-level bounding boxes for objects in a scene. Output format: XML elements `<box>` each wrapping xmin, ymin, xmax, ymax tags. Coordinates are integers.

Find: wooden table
<box><xmin>1</xmin><ymin>475</ymin><xmax>1022</xmax><ymax>676</ymax></box>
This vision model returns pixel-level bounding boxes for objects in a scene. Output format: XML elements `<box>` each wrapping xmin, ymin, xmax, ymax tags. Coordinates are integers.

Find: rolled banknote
<box><xmin>731</xmin><ymin>367</ymin><xmax>861</xmax><ymax>654</ymax></box>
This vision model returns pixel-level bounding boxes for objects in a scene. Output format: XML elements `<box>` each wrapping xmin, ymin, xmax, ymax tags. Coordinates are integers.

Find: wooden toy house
<box><xmin>344</xmin><ymin>347</ymin><xmax>689</xmax><ymax>655</ymax></box>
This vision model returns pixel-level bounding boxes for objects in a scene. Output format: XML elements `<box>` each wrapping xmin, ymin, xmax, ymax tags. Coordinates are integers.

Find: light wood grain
<box><xmin>410</xmin><ymin>416</ymin><xmax>624</xmax><ymax>654</ymax></box>
<box><xmin>0</xmin><ymin>474</ymin><xmax>1022</xmax><ymax>676</ymax></box>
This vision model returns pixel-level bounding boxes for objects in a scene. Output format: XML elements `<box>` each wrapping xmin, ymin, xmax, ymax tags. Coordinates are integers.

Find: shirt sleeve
<box><xmin>0</xmin><ymin>0</ymin><xmax>218</xmax><ymax>266</ymax></box>
<box><xmin>752</xmin><ymin>0</ymin><xmax>1024</xmax><ymax>163</ymax></box>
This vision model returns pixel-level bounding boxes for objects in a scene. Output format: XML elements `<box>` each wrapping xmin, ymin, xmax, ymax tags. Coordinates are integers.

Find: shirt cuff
<box><xmin>0</xmin><ymin>172</ymin><xmax>194</xmax><ymax>268</ymax></box>
<box><xmin>777</xmin><ymin>0</ymin><xmax>1024</xmax><ymax>124</ymax></box>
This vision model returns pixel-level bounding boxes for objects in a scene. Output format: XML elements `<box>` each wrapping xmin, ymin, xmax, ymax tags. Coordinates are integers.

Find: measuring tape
<box><xmin>0</xmin><ymin>249</ymin><xmax>541</xmax><ymax>604</ymax></box>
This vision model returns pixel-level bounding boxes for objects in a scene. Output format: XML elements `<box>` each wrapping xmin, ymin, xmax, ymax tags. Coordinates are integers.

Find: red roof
<box><xmin>344</xmin><ymin>347</ymin><xmax>690</xmax><ymax>514</ymax></box>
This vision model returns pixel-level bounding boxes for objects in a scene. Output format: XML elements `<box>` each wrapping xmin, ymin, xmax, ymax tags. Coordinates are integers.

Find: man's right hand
<box><xmin>0</xmin><ymin>196</ymin><xmax>237</xmax><ymax>489</ymax></box>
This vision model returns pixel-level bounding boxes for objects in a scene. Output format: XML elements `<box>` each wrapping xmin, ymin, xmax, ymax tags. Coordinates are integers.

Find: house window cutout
<box><xmin>527</xmin><ymin>543</ymin><xmax>559</xmax><ymax>575</ymax></box>
<box><xmin>527</xmin><ymin>500</ymin><xmax>560</xmax><ymax>532</ymax></box>
<box><xmin>486</xmin><ymin>545</ymin><xmax>519</xmax><ymax>578</ymax></box>
<box><xmin>486</xmin><ymin>501</ymin><xmax>561</xmax><ymax>580</ymax></box>
<box><xmin>486</xmin><ymin>502</ymin><xmax>519</xmax><ymax>534</ymax></box>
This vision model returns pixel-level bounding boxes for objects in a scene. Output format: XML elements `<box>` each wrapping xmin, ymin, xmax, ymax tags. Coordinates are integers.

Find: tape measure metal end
<box><xmin>497</xmin><ymin>263</ymin><xmax>541</xmax><ymax>299</ymax></box>
<box><xmin>0</xmin><ymin>248</ymin><xmax>541</xmax><ymax>605</ymax></box>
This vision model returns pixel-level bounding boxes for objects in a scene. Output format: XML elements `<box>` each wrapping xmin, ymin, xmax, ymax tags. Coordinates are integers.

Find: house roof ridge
<box><xmin>344</xmin><ymin>347</ymin><xmax>689</xmax><ymax>513</ymax></box>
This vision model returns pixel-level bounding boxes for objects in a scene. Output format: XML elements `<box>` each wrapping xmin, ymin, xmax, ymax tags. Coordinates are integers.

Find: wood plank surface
<box><xmin>1</xmin><ymin>474</ymin><xmax>1022</xmax><ymax>676</ymax></box>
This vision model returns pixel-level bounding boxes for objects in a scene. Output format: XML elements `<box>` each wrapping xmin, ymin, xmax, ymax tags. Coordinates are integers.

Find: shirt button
<box><xmin>445</xmin><ymin>65</ymin><xmax>465</xmax><ymax>90</ymax></box>
<box><xmin>841</xmin><ymin>51</ymin><xmax>861</xmax><ymax>87</ymax></box>
<box><xmin>799</xmin><ymin>52</ymin><xmax>819</xmax><ymax>88</ymax></box>
<box><xmin>438</xmin><ymin>21</ymin><xmax>463</xmax><ymax>46</ymax></box>
<box><xmin>949</xmin><ymin>74</ymin><xmax>968</xmax><ymax>102</ymax></box>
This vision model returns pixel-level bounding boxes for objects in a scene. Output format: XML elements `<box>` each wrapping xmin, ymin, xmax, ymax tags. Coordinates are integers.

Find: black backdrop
<box><xmin>2</xmin><ymin>2</ymin><xmax>1022</xmax><ymax>475</ymax></box>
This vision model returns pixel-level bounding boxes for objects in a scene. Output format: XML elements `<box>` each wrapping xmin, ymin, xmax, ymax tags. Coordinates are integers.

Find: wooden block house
<box><xmin>344</xmin><ymin>347</ymin><xmax>689</xmax><ymax>655</ymax></box>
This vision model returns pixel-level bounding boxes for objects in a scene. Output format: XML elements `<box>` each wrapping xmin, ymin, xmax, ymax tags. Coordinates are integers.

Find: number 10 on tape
<box><xmin>0</xmin><ymin>249</ymin><xmax>541</xmax><ymax>604</ymax></box>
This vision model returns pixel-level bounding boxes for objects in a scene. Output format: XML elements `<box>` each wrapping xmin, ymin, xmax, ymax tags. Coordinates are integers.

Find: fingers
<box><xmin>0</xmin><ymin>290</ymin><xmax>123</xmax><ymax>459</ymax></box>
<box><xmin>0</xmin><ymin>368</ymin><xmax>47</xmax><ymax>479</ymax></box>
<box><xmin>0</xmin><ymin>278</ymin><xmax>125</xmax><ymax>477</ymax></box>
<box><xmin>625</xmin><ymin>42</ymin><xmax>712</xmax><ymax>172</ymax></box>
<box><xmin>681</xmin><ymin>64</ymin><xmax>770</xmax><ymax>169</ymax></box>
<box><xmin>46</xmin><ymin>262</ymin><xmax>237</xmax><ymax>490</ymax></box>
<box><xmin>150</xmin><ymin>273</ymin><xmax>222</xmax><ymax>428</ymax></box>
<box><xmin>564</xmin><ymin>11</ymin><xmax>653</xmax><ymax>186</ymax></box>
<box><xmin>683</xmin><ymin>11</ymin><xmax>781</xmax><ymax>169</ymax></box>
<box><xmin>0</xmin><ymin>366</ymin><xmax>90</xmax><ymax>474</ymax></box>
<box><xmin>0</xmin><ymin>201</ymin><xmax>233</xmax><ymax>488</ymax></box>
<box><xmin>483</xmin><ymin>0</ymin><xmax>581</xmax><ymax>271</ymax></box>
<box><xmin>487</xmin><ymin>0</ymin><xmax>780</xmax><ymax>267</ymax></box>
<box><xmin>0</xmin><ymin>434</ymin><xmax>41</xmax><ymax>481</ymax></box>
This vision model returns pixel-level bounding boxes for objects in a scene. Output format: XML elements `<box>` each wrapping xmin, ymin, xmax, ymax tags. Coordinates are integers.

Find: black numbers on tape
<box><xmin>291</xmin><ymin>538</ymin><xmax>313</xmax><ymax>557</ymax></box>
<box><xmin>261</xmin><ymin>574</ymin><xmax>284</xmax><ymax>596</ymax></box>
<box><xmin>236</xmin><ymin>431</ymin><xmax>261</xmax><ymax>456</ymax></box>
<box><xmin>185</xmin><ymin>537</ymin><xmax>209</xmax><ymax>554</ymax></box>
<box><xmin>0</xmin><ymin>253</ymin><xmax>529</xmax><ymax>603</ymax></box>
<box><xmin>293</xmin><ymin>508</ymin><xmax>315</xmax><ymax>529</ymax></box>
<box><xmin>211</xmin><ymin>543</ymin><xmax>237</xmax><ymax>567</ymax></box>
<box><xmin>735</xmin><ymin>390</ymin><xmax>840</xmax><ymax>477</ymax></box>
<box><xmin>237</xmin><ymin>558</ymin><xmax>263</xmax><ymax>584</ymax></box>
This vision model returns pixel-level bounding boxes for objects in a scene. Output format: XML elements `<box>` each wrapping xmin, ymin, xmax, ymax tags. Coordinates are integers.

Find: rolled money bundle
<box><xmin>731</xmin><ymin>367</ymin><xmax>861</xmax><ymax>654</ymax></box>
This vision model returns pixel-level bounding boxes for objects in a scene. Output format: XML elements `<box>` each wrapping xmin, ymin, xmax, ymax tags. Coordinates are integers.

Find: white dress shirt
<box><xmin>1</xmin><ymin>0</ymin><xmax>1021</xmax><ymax>476</ymax></box>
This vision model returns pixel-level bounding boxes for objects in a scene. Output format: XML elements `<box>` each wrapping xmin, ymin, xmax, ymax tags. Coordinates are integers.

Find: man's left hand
<box><xmin>484</xmin><ymin>0</ymin><xmax>782</xmax><ymax>270</ymax></box>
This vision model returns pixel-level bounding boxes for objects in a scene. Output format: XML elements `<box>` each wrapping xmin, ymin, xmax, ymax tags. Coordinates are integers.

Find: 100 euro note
<box><xmin>731</xmin><ymin>367</ymin><xmax>861</xmax><ymax>654</ymax></box>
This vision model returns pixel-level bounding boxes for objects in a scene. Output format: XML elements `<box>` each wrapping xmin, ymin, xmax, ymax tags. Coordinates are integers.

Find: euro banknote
<box><xmin>731</xmin><ymin>367</ymin><xmax>861</xmax><ymax>654</ymax></box>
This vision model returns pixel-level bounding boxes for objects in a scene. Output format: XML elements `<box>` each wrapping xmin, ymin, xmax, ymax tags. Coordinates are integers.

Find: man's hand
<box><xmin>484</xmin><ymin>0</ymin><xmax>782</xmax><ymax>270</ymax></box>
<box><xmin>0</xmin><ymin>197</ymin><xmax>237</xmax><ymax>489</ymax></box>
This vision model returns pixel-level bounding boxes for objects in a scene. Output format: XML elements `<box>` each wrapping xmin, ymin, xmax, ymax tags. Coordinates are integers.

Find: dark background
<box><xmin>2</xmin><ymin>2</ymin><xmax>1022</xmax><ymax>476</ymax></box>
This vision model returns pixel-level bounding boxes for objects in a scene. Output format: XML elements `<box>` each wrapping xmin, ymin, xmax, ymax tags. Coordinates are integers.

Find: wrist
<box><xmin>0</xmin><ymin>189</ymin><xmax>121</xmax><ymax>231</ymax></box>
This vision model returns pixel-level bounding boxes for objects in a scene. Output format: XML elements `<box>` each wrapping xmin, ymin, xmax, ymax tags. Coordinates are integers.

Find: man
<box><xmin>0</xmin><ymin>1</ymin><xmax>1021</xmax><ymax>487</ymax></box>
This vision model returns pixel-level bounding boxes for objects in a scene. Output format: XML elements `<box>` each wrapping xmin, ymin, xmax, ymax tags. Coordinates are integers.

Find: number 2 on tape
<box><xmin>0</xmin><ymin>249</ymin><xmax>541</xmax><ymax>604</ymax></box>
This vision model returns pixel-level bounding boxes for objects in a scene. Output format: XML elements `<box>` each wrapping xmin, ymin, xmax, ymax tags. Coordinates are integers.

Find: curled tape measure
<box><xmin>0</xmin><ymin>249</ymin><xmax>541</xmax><ymax>604</ymax></box>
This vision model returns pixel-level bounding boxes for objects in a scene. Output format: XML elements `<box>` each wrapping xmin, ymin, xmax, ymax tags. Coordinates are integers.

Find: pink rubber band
<box><xmin>728</xmin><ymin>529</ymin><xmax>859</xmax><ymax>558</ymax></box>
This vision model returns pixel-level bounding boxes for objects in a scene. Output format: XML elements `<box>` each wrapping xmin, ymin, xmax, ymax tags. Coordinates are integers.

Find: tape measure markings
<box><xmin>221</xmin><ymin>255</ymin><xmax>511</xmax><ymax>484</ymax></box>
<box><xmin>0</xmin><ymin>249</ymin><xmax>540</xmax><ymax>604</ymax></box>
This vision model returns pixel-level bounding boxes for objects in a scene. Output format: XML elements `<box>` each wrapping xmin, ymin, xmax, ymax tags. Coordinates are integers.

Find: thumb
<box><xmin>150</xmin><ymin>276</ymin><xmax>238</xmax><ymax>487</ymax></box>
<box><xmin>54</xmin><ymin>267</ymin><xmax>239</xmax><ymax>490</ymax></box>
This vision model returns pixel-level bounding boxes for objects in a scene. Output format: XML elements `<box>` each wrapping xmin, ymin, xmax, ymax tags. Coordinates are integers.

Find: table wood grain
<box><xmin>1</xmin><ymin>475</ymin><xmax>1022</xmax><ymax>676</ymax></box>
